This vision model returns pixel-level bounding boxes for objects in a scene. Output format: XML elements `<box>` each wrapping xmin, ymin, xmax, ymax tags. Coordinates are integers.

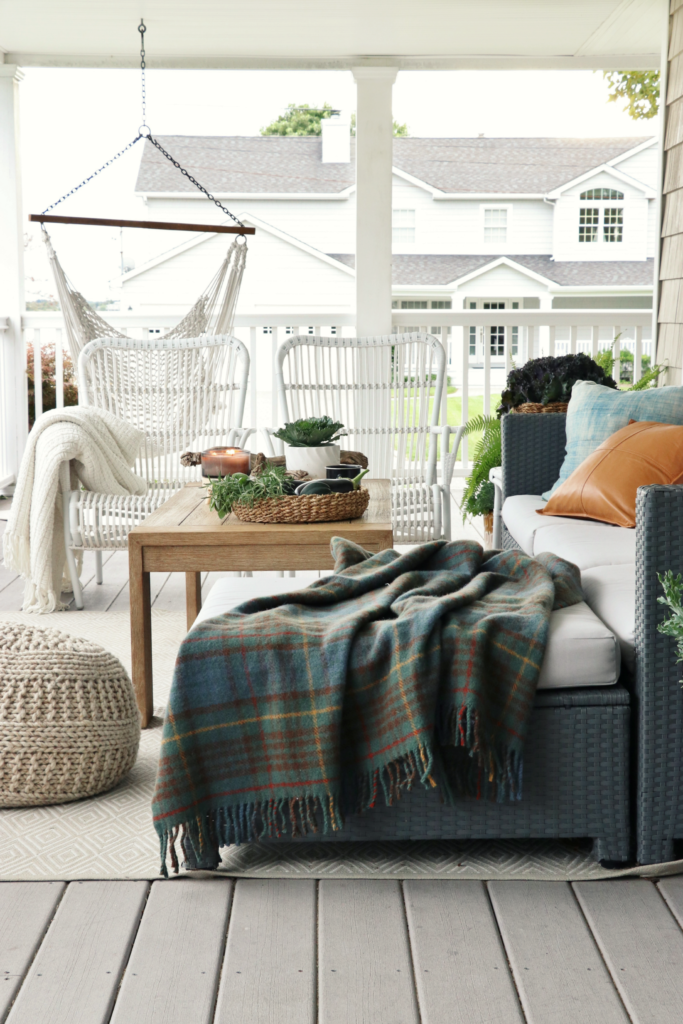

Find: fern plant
<box><xmin>272</xmin><ymin>416</ymin><xmax>347</xmax><ymax>447</ymax></box>
<box><xmin>460</xmin><ymin>414</ymin><xmax>501</xmax><ymax>522</ymax></box>
<box><xmin>594</xmin><ymin>340</ymin><xmax>666</xmax><ymax>391</ymax></box>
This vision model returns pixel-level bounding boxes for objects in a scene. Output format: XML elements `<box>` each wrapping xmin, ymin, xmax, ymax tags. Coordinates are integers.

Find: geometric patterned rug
<box><xmin>0</xmin><ymin>607</ymin><xmax>681</xmax><ymax>882</ymax></box>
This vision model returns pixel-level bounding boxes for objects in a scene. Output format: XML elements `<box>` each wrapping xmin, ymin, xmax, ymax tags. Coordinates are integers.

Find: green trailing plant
<box><xmin>460</xmin><ymin>414</ymin><xmax>501</xmax><ymax>522</ymax></box>
<box><xmin>273</xmin><ymin>416</ymin><xmax>347</xmax><ymax>448</ymax></box>
<box><xmin>657</xmin><ymin>571</ymin><xmax>683</xmax><ymax>684</ymax></box>
<box><xmin>207</xmin><ymin>466</ymin><xmax>295</xmax><ymax>518</ymax></box>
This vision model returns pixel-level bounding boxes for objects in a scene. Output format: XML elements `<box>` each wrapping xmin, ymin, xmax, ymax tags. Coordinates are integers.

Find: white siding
<box><xmin>612</xmin><ymin>143</ymin><xmax>658</xmax><ymax>189</ymax></box>
<box><xmin>121</xmin><ymin>228</ymin><xmax>355</xmax><ymax>317</ymax></box>
<box><xmin>454</xmin><ymin>263</ymin><xmax>549</xmax><ymax>298</ymax></box>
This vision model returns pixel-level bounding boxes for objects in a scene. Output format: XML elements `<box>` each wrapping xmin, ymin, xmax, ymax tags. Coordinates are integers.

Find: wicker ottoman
<box><xmin>0</xmin><ymin>623</ymin><xmax>140</xmax><ymax>807</ymax></box>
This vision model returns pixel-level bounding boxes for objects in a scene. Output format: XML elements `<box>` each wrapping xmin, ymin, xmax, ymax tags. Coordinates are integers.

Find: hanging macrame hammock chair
<box><xmin>33</xmin><ymin>18</ymin><xmax>252</xmax><ymax>368</ymax></box>
<box><xmin>41</xmin><ymin>226</ymin><xmax>248</xmax><ymax>367</ymax></box>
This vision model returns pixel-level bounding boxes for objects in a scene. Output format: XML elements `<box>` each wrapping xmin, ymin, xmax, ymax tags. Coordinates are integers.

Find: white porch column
<box><xmin>0</xmin><ymin>66</ymin><xmax>26</xmax><ymax>491</ymax></box>
<box><xmin>352</xmin><ymin>67</ymin><xmax>397</xmax><ymax>337</ymax></box>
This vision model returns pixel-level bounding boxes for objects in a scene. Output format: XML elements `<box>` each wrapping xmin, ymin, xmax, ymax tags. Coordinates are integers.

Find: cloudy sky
<box><xmin>20</xmin><ymin>67</ymin><xmax>659</xmax><ymax>302</ymax></box>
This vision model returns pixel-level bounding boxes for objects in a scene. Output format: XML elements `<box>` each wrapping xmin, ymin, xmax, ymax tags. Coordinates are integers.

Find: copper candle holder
<box><xmin>201</xmin><ymin>447</ymin><xmax>251</xmax><ymax>478</ymax></box>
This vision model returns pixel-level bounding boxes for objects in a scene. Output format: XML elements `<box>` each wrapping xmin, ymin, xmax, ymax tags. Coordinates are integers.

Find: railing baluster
<box><xmin>570</xmin><ymin>325</ymin><xmax>577</xmax><ymax>355</ymax></box>
<box><xmin>33</xmin><ymin>328</ymin><xmax>43</xmax><ymax>421</ymax></box>
<box><xmin>55</xmin><ymin>328</ymin><xmax>64</xmax><ymax>409</ymax></box>
<box><xmin>483</xmin><ymin>325</ymin><xmax>491</xmax><ymax>417</ymax></box>
<box><xmin>634</xmin><ymin>325</ymin><xmax>643</xmax><ymax>383</ymax></box>
<box><xmin>548</xmin><ymin>325</ymin><xmax>556</xmax><ymax>358</ymax></box>
<box><xmin>460</xmin><ymin>326</ymin><xmax>468</xmax><ymax>471</ymax></box>
<box><xmin>613</xmin><ymin>326</ymin><xmax>621</xmax><ymax>386</ymax></box>
<box><xmin>592</xmin><ymin>326</ymin><xmax>599</xmax><ymax>358</ymax></box>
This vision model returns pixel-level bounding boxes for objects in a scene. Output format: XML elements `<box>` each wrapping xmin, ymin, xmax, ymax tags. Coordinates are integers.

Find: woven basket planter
<box><xmin>512</xmin><ymin>402</ymin><xmax>569</xmax><ymax>415</ymax></box>
<box><xmin>0</xmin><ymin>624</ymin><xmax>140</xmax><ymax>807</ymax></box>
<box><xmin>232</xmin><ymin>487</ymin><xmax>370</xmax><ymax>524</ymax></box>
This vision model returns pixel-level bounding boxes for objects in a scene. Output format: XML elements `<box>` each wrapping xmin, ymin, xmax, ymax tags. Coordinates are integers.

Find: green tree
<box><xmin>603</xmin><ymin>71</ymin><xmax>660</xmax><ymax>120</ymax></box>
<box><xmin>261</xmin><ymin>103</ymin><xmax>335</xmax><ymax>136</ymax></box>
<box><xmin>260</xmin><ymin>104</ymin><xmax>409</xmax><ymax>137</ymax></box>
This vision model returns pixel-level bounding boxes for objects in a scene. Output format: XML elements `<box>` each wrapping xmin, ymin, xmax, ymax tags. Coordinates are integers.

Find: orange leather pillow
<box><xmin>537</xmin><ymin>420</ymin><xmax>683</xmax><ymax>528</ymax></box>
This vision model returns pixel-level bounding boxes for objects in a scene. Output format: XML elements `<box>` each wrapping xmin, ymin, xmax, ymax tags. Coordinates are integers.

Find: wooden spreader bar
<box><xmin>29</xmin><ymin>214</ymin><xmax>255</xmax><ymax>234</ymax></box>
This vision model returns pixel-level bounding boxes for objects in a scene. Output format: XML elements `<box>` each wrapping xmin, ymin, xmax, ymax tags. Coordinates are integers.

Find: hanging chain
<box><xmin>41</xmin><ymin>17</ymin><xmax>245</xmax><ymax>233</ymax></box>
<box><xmin>146</xmin><ymin>135</ymin><xmax>245</xmax><ymax>229</ymax></box>
<box><xmin>139</xmin><ymin>19</ymin><xmax>148</xmax><ymax>131</ymax></box>
<box><xmin>41</xmin><ymin>135</ymin><xmax>145</xmax><ymax>215</ymax></box>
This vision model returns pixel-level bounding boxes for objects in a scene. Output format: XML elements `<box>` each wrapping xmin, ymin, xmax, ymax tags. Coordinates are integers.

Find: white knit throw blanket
<box><xmin>3</xmin><ymin>407</ymin><xmax>147</xmax><ymax>613</ymax></box>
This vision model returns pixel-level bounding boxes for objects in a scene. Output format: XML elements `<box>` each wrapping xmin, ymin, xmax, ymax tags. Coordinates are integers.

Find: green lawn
<box><xmin>399</xmin><ymin>388</ymin><xmax>501</xmax><ymax>463</ymax></box>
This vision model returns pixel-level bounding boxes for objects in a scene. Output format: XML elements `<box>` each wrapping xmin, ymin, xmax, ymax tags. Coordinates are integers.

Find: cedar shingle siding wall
<box><xmin>659</xmin><ymin>0</ymin><xmax>683</xmax><ymax>382</ymax></box>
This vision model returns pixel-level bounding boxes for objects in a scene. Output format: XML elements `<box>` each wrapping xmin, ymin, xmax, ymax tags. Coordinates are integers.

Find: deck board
<box><xmin>0</xmin><ymin>882</ymin><xmax>65</xmax><ymax>1021</ymax></box>
<box><xmin>215</xmin><ymin>878</ymin><xmax>316</xmax><ymax>1024</ymax></box>
<box><xmin>574</xmin><ymin>879</ymin><xmax>683</xmax><ymax>1024</ymax></box>
<box><xmin>318</xmin><ymin>880</ymin><xmax>420</xmax><ymax>1024</ymax></box>
<box><xmin>109</xmin><ymin>879</ymin><xmax>233</xmax><ymax>1024</ymax></box>
<box><xmin>5</xmin><ymin>880</ymin><xmax>148</xmax><ymax>1024</ymax></box>
<box><xmin>657</xmin><ymin>876</ymin><xmax>683</xmax><ymax>928</ymax></box>
<box><xmin>488</xmin><ymin>881</ymin><xmax>629</xmax><ymax>1024</ymax></box>
<box><xmin>404</xmin><ymin>879</ymin><xmax>524</xmax><ymax>1024</ymax></box>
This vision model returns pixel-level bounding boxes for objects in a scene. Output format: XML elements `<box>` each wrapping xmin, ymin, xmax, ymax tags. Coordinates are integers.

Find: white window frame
<box><xmin>577</xmin><ymin>198</ymin><xmax>624</xmax><ymax>245</ymax></box>
<box><xmin>392</xmin><ymin>208</ymin><xmax>416</xmax><ymax>245</ymax></box>
<box><xmin>480</xmin><ymin>204</ymin><xmax>512</xmax><ymax>246</ymax></box>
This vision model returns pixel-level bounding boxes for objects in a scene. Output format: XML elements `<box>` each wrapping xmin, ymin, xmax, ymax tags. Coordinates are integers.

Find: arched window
<box><xmin>580</xmin><ymin>188</ymin><xmax>624</xmax><ymax>200</ymax></box>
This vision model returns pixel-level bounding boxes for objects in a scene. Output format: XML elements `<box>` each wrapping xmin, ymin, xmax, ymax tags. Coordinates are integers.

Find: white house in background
<box><xmin>121</xmin><ymin>128</ymin><xmax>657</xmax><ymax>364</ymax></box>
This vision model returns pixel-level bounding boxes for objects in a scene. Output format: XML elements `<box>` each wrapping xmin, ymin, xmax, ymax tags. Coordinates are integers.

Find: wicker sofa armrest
<box><xmin>635</xmin><ymin>484</ymin><xmax>683</xmax><ymax>863</ymax></box>
<box><xmin>501</xmin><ymin>413</ymin><xmax>567</xmax><ymax>501</ymax></box>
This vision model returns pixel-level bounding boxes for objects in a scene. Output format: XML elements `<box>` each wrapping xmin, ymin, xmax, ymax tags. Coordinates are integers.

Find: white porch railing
<box><xmin>11</xmin><ymin>308</ymin><xmax>654</xmax><ymax>486</ymax></box>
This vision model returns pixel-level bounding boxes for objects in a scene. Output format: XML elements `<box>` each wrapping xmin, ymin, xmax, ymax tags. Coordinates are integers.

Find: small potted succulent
<box><xmin>273</xmin><ymin>416</ymin><xmax>347</xmax><ymax>479</ymax></box>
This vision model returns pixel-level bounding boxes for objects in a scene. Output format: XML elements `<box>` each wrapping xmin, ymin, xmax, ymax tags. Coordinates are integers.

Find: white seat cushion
<box><xmin>194</xmin><ymin>576</ymin><xmax>314</xmax><ymax>626</ymax></box>
<box><xmin>531</xmin><ymin>520</ymin><xmax>635</xmax><ymax>571</ymax></box>
<box><xmin>581</xmin><ymin>563</ymin><xmax>636</xmax><ymax>674</ymax></box>
<box><xmin>502</xmin><ymin>494</ymin><xmax>636</xmax><ymax>569</ymax></box>
<box><xmin>197</xmin><ymin>578</ymin><xmax>620</xmax><ymax>690</ymax></box>
<box><xmin>537</xmin><ymin>601</ymin><xmax>620</xmax><ymax>689</ymax></box>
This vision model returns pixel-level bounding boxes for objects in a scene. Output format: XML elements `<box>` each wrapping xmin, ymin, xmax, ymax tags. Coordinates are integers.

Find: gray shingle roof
<box><xmin>135</xmin><ymin>135</ymin><xmax>653</xmax><ymax>196</ymax></box>
<box><xmin>327</xmin><ymin>254</ymin><xmax>654</xmax><ymax>287</ymax></box>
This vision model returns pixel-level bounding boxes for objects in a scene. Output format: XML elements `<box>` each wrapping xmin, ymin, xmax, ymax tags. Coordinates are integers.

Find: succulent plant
<box><xmin>273</xmin><ymin>416</ymin><xmax>347</xmax><ymax>448</ymax></box>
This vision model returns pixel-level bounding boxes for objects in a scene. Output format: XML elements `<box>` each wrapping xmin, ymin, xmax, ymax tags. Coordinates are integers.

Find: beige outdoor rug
<box><xmin>1</xmin><ymin>606</ymin><xmax>682</xmax><ymax>882</ymax></box>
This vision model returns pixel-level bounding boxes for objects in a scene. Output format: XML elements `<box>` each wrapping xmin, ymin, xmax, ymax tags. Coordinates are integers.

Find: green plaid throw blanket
<box><xmin>153</xmin><ymin>538</ymin><xmax>582</xmax><ymax>874</ymax></box>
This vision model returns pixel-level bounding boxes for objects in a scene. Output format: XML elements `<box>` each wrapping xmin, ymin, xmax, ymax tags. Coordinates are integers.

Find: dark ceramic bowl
<box><xmin>326</xmin><ymin>464</ymin><xmax>361</xmax><ymax>479</ymax></box>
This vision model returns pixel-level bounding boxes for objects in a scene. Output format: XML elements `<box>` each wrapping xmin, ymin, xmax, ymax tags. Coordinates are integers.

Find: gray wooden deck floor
<box><xmin>2</xmin><ymin>877</ymin><xmax>683</xmax><ymax>1023</ymax></box>
<box><xmin>5</xmin><ymin>499</ymin><xmax>683</xmax><ymax>1022</ymax></box>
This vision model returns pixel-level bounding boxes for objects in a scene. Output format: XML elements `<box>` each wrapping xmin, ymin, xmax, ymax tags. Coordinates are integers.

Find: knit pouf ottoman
<box><xmin>0</xmin><ymin>623</ymin><xmax>141</xmax><ymax>807</ymax></box>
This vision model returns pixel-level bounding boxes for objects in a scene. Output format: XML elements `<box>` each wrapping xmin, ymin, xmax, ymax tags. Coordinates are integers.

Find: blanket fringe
<box><xmin>443</xmin><ymin>704</ymin><xmax>524</xmax><ymax>803</ymax></box>
<box><xmin>156</xmin><ymin>742</ymin><xmax>438</xmax><ymax>876</ymax></box>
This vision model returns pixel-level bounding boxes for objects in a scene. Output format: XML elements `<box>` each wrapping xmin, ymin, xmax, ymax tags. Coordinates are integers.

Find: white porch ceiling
<box><xmin>0</xmin><ymin>0</ymin><xmax>664</xmax><ymax>70</ymax></box>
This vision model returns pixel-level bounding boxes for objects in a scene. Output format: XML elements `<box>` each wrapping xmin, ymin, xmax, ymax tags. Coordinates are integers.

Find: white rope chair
<box><xmin>269</xmin><ymin>333</ymin><xmax>462</xmax><ymax>543</ymax></box>
<box><xmin>63</xmin><ymin>334</ymin><xmax>251</xmax><ymax>608</ymax></box>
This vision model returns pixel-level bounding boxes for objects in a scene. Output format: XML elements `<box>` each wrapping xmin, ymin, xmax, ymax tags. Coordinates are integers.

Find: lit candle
<box><xmin>201</xmin><ymin>448</ymin><xmax>251</xmax><ymax>478</ymax></box>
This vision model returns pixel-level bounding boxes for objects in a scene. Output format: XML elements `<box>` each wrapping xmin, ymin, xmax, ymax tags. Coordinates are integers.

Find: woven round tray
<box><xmin>513</xmin><ymin>401</ymin><xmax>569</xmax><ymax>415</ymax></box>
<box><xmin>232</xmin><ymin>487</ymin><xmax>371</xmax><ymax>524</ymax></box>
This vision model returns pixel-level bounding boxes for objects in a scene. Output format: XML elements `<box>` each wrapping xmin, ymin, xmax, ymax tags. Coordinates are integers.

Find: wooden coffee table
<box><xmin>128</xmin><ymin>479</ymin><xmax>393</xmax><ymax>726</ymax></box>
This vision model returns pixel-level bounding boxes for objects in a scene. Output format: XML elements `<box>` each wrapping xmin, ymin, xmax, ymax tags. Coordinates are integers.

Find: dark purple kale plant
<box><xmin>497</xmin><ymin>353</ymin><xmax>618</xmax><ymax>416</ymax></box>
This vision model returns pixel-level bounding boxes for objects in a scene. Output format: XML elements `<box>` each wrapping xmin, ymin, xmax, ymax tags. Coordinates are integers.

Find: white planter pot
<box><xmin>285</xmin><ymin>444</ymin><xmax>340</xmax><ymax>479</ymax></box>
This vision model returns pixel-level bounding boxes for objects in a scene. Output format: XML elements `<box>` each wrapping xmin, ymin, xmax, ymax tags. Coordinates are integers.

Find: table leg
<box><xmin>186</xmin><ymin>571</ymin><xmax>202</xmax><ymax>630</ymax></box>
<box><xmin>129</xmin><ymin>540</ymin><xmax>153</xmax><ymax>728</ymax></box>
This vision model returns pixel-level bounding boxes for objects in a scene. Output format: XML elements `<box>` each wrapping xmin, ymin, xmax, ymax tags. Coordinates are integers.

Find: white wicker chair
<box><xmin>63</xmin><ymin>334</ymin><xmax>251</xmax><ymax>608</ymax></box>
<box><xmin>269</xmin><ymin>333</ymin><xmax>462</xmax><ymax>543</ymax></box>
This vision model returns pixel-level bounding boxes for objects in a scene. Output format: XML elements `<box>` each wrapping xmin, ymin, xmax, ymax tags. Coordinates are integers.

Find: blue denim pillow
<box><xmin>542</xmin><ymin>381</ymin><xmax>683</xmax><ymax>499</ymax></box>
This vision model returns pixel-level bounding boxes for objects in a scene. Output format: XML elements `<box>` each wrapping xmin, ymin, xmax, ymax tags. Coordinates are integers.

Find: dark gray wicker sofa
<box><xmin>500</xmin><ymin>411</ymin><xmax>683</xmax><ymax>864</ymax></box>
<box><xmin>197</xmin><ymin>516</ymin><xmax>632</xmax><ymax>863</ymax></box>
